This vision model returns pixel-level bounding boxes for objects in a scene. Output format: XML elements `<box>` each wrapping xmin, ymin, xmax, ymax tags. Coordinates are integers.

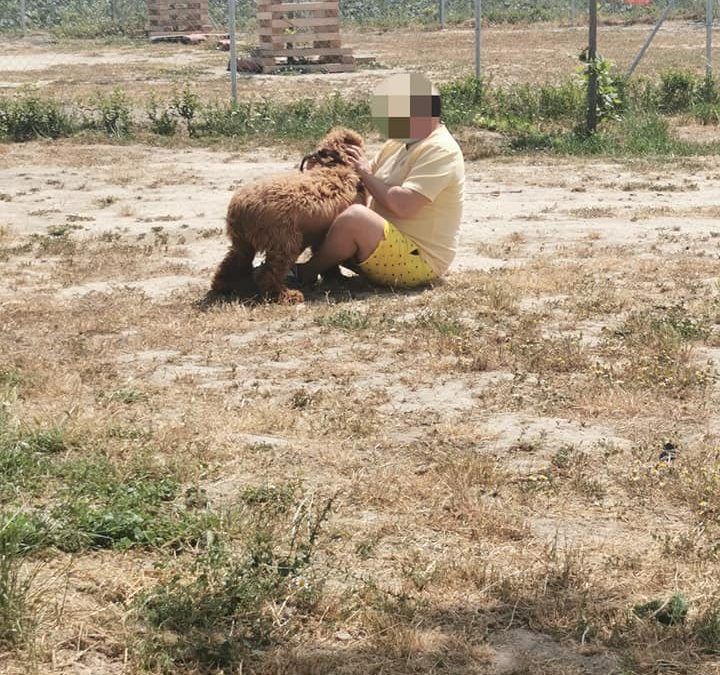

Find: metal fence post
<box><xmin>475</xmin><ymin>0</ymin><xmax>481</xmax><ymax>79</ymax></box>
<box><xmin>587</xmin><ymin>0</ymin><xmax>598</xmax><ymax>134</ymax></box>
<box><xmin>571</xmin><ymin>0</ymin><xmax>576</xmax><ymax>26</ymax></box>
<box><xmin>707</xmin><ymin>0</ymin><xmax>713</xmax><ymax>79</ymax></box>
<box><xmin>439</xmin><ymin>0</ymin><xmax>445</xmax><ymax>28</ymax></box>
<box><xmin>20</xmin><ymin>0</ymin><xmax>26</xmax><ymax>36</ymax></box>
<box><xmin>228</xmin><ymin>0</ymin><xmax>238</xmax><ymax>105</ymax></box>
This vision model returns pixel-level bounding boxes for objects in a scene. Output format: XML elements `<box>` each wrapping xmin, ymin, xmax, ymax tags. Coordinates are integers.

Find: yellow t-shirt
<box><xmin>369</xmin><ymin>124</ymin><xmax>465</xmax><ymax>276</ymax></box>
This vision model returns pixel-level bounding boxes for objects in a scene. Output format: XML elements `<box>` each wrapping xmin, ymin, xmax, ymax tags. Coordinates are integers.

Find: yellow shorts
<box><xmin>359</xmin><ymin>220</ymin><xmax>437</xmax><ymax>288</ymax></box>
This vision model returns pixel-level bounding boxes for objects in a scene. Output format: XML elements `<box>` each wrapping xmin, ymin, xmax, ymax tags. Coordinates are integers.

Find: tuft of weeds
<box><xmin>171</xmin><ymin>84</ymin><xmax>200</xmax><ymax>137</ymax></box>
<box><xmin>102</xmin><ymin>387</ymin><xmax>148</xmax><ymax>405</ymax></box>
<box><xmin>695</xmin><ymin>604</ymin><xmax>720</xmax><ymax>653</ymax></box>
<box><xmin>29</xmin><ymin>230</ymin><xmax>76</xmax><ymax>257</ymax></box>
<box><xmin>596</xmin><ymin>308</ymin><xmax>716</xmax><ymax>395</ymax></box>
<box><xmin>89</xmin><ymin>89</ymin><xmax>133</xmax><ymax>137</ymax></box>
<box><xmin>316</xmin><ymin>308</ymin><xmax>370</xmax><ymax>331</ymax></box>
<box><xmin>509</xmin><ymin>321</ymin><xmax>588</xmax><ymax>374</ymax></box>
<box><xmin>0</xmin><ymin>512</ymin><xmax>39</xmax><ymax>650</ymax></box>
<box><xmin>147</xmin><ymin>95</ymin><xmax>178</xmax><ymax>136</ymax></box>
<box><xmin>0</xmin><ymin>366</ymin><xmax>22</xmax><ymax>391</ymax></box>
<box><xmin>136</xmin><ymin>487</ymin><xmax>332</xmax><ymax>673</ymax></box>
<box><xmin>415</xmin><ymin>308</ymin><xmax>467</xmax><ymax>336</ymax></box>
<box><xmin>634</xmin><ymin>593</ymin><xmax>689</xmax><ymax>626</ymax></box>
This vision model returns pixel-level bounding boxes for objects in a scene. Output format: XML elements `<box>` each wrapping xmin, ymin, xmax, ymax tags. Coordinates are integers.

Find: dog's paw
<box><xmin>278</xmin><ymin>288</ymin><xmax>305</xmax><ymax>304</ymax></box>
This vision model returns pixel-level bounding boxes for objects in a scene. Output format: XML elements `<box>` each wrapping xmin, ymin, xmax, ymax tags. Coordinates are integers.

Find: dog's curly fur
<box><xmin>211</xmin><ymin>127</ymin><xmax>366</xmax><ymax>303</ymax></box>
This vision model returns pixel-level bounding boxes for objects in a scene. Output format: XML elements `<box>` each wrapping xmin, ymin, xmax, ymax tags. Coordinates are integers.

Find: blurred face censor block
<box><xmin>371</xmin><ymin>73</ymin><xmax>441</xmax><ymax>141</ymax></box>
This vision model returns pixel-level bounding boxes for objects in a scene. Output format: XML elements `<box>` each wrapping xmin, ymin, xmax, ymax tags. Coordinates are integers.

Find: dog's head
<box><xmin>300</xmin><ymin>127</ymin><xmax>364</xmax><ymax>172</ymax></box>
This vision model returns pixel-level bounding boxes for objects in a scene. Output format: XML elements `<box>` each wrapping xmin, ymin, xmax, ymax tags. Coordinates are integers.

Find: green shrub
<box><xmin>93</xmin><ymin>89</ymin><xmax>132</xmax><ymax>136</ymax></box>
<box><xmin>0</xmin><ymin>94</ymin><xmax>73</xmax><ymax>141</ymax></box>
<box><xmin>660</xmin><ymin>70</ymin><xmax>700</xmax><ymax>112</ymax></box>
<box><xmin>439</xmin><ymin>76</ymin><xmax>485</xmax><ymax>127</ymax></box>
<box><xmin>171</xmin><ymin>85</ymin><xmax>200</xmax><ymax>137</ymax></box>
<box><xmin>147</xmin><ymin>97</ymin><xmax>177</xmax><ymax>136</ymax></box>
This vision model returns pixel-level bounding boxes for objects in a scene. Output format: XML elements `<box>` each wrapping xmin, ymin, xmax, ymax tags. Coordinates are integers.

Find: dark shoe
<box><xmin>287</xmin><ymin>263</ymin><xmax>318</xmax><ymax>289</ymax></box>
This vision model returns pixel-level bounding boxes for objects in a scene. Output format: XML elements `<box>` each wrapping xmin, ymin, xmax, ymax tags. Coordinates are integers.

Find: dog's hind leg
<box><xmin>211</xmin><ymin>237</ymin><xmax>255</xmax><ymax>293</ymax></box>
<box><xmin>255</xmin><ymin>234</ymin><xmax>304</xmax><ymax>304</ymax></box>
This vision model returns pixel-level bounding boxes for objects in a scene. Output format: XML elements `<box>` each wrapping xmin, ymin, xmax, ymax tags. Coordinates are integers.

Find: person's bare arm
<box><xmin>347</xmin><ymin>146</ymin><xmax>430</xmax><ymax>219</ymax></box>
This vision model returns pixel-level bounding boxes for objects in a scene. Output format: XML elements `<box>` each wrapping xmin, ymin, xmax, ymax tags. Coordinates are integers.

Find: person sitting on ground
<box><xmin>295</xmin><ymin>72</ymin><xmax>465</xmax><ymax>289</ymax></box>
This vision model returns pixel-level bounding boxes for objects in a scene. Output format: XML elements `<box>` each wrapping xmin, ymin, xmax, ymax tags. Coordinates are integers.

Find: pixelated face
<box><xmin>370</xmin><ymin>73</ymin><xmax>441</xmax><ymax>142</ymax></box>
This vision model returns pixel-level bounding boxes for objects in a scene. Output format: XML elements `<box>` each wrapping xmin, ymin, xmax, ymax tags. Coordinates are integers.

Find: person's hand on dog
<box><xmin>346</xmin><ymin>145</ymin><xmax>371</xmax><ymax>176</ymax></box>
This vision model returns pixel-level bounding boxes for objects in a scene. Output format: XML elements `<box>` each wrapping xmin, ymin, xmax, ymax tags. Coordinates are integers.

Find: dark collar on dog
<box><xmin>300</xmin><ymin>148</ymin><xmax>345</xmax><ymax>172</ymax></box>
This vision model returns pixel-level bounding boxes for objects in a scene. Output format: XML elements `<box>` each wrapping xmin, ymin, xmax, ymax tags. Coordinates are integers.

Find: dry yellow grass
<box><xmin>2</xmin><ymin>195</ymin><xmax>720</xmax><ymax>672</ymax></box>
<box><xmin>2</xmin><ymin>70</ymin><xmax>720</xmax><ymax>667</ymax></box>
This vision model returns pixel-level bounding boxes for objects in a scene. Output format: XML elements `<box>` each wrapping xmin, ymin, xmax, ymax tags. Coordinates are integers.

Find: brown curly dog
<box><xmin>211</xmin><ymin>127</ymin><xmax>366</xmax><ymax>303</ymax></box>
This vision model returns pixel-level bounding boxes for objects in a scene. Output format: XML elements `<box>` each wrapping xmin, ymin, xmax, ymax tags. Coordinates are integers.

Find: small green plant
<box><xmin>634</xmin><ymin>593</ymin><xmax>689</xmax><ymax>625</ymax></box>
<box><xmin>416</xmin><ymin>309</ymin><xmax>466</xmax><ymax>336</ymax></box>
<box><xmin>580</xmin><ymin>52</ymin><xmax>623</xmax><ymax>125</ymax></box>
<box><xmin>20</xmin><ymin>425</ymin><xmax>71</xmax><ymax>455</ymax></box>
<box><xmin>316</xmin><ymin>309</ymin><xmax>369</xmax><ymax>331</ymax></box>
<box><xmin>0</xmin><ymin>367</ymin><xmax>22</xmax><ymax>390</ymax></box>
<box><xmin>440</xmin><ymin>76</ymin><xmax>484</xmax><ymax>127</ymax></box>
<box><xmin>171</xmin><ymin>85</ymin><xmax>200</xmax><ymax>137</ymax></box>
<box><xmin>106</xmin><ymin>387</ymin><xmax>148</xmax><ymax>404</ymax></box>
<box><xmin>93</xmin><ymin>89</ymin><xmax>132</xmax><ymax>137</ymax></box>
<box><xmin>147</xmin><ymin>96</ymin><xmax>178</xmax><ymax>136</ymax></box>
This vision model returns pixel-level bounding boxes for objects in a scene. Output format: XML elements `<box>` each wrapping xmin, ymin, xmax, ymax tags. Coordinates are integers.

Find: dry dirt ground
<box><xmin>2</xmin><ymin>20</ymin><xmax>720</xmax><ymax>101</ymax></box>
<box><xmin>2</xmin><ymin>134</ymin><xmax>720</xmax><ymax>673</ymax></box>
<box><xmin>2</xmin><ymin>19</ymin><xmax>720</xmax><ymax>675</ymax></box>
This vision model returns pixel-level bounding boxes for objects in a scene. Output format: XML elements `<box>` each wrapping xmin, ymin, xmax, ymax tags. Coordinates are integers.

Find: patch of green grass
<box><xmin>0</xmin><ymin>423</ymin><xmax>69</xmax><ymax>501</ymax></box>
<box><xmin>137</xmin><ymin>488</ymin><xmax>331</xmax><ymax>673</ymax></box>
<box><xmin>0</xmin><ymin>414</ymin><xmax>221</xmax><ymax>553</ymax></box>
<box><xmin>0</xmin><ymin>511</ymin><xmax>40</xmax><ymax>650</ymax></box>
<box><xmin>511</xmin><ymin>111</ymin><xmax>706</xmax><ymax>157</ymax></box>
<box><xmin>316</xmin><ymin>308</ymin><xmax>370</xmax><ymax>331</ymax></box>
<box><xmin>50</xmin><ymin>457</ymin><xmax>216</xmax><ymax>552</ymax></box>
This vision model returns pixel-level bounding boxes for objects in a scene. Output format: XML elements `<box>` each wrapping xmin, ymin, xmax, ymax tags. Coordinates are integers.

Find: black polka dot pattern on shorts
<box><xmin>359</xmin><ymin>220</ymin><xmax>436</xmax><ymax>288</ymax></box>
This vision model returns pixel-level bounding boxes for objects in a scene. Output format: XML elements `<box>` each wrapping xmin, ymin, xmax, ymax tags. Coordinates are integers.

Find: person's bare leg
<box><xmin>297</xmin><ymin>205</ymin><xmax>385</xmax><ymax>283</ymax></box>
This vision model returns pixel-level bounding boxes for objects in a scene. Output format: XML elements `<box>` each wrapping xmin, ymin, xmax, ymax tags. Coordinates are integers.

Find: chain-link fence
<box><xmin>0</xmin><ymin>0</ymin><xmax>716</xmax><ymax>35</ymax></box>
